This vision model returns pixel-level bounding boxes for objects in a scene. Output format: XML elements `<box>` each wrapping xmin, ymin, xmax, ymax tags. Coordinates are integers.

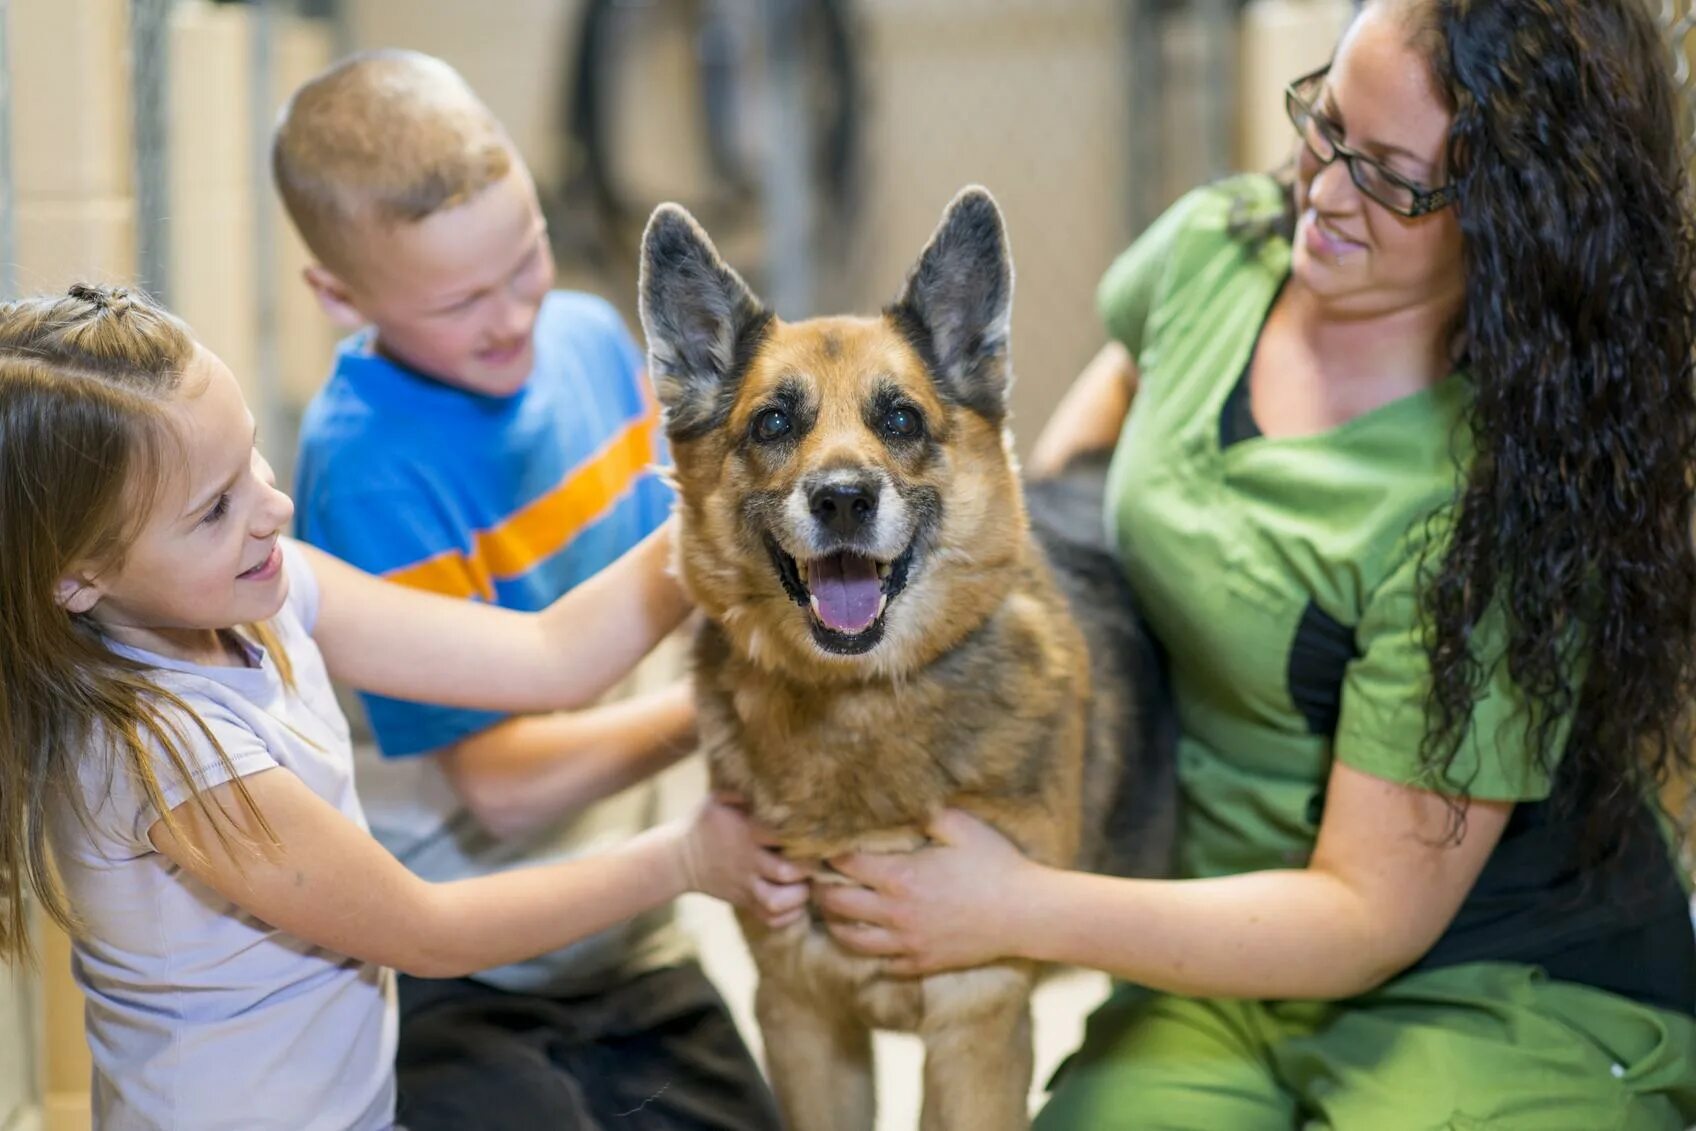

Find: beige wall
<box><xmin>169</xmin><ymin>3</ymin><xmax>260</xmax><ymax>397</ymax></box>
<box><xmin>168</xmin><ymin>1</ymin><xmax>338</xmax><ymax>410</ymax></box>
<box><xmin>41</xmin><ymin>921</ymin><xmax>91</xmax><ymax>1131</ymax></box>
<box><xmin>345</xmin><ymin>0</ymin><xmax>581</xmax><ymax>186</ymax></box>
<box><xmin>11</xmin><ymin>0</ymin><xmax>136</xmax><ymax>294</ymax></box>
<box><xmin>7</xmin><ymin>0</ymin><xmax>336</xmax><ymax>408</ymax></box>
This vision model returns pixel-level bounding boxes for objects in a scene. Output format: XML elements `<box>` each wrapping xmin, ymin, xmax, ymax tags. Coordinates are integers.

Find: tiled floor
<box><xmin>661</xmin><ymin>756</ymin><xmax>1112</xmax><ymax>1131</ymax></box>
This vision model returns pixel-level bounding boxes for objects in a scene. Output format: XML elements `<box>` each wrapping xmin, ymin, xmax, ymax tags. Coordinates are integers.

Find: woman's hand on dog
<box><xmin>676</xmin><ymin>796</ymin><xmax>812</xmax><ymax>928</ymax></box>
<box><xmin>817</xmin><ymin>809</ymin><xmax>1041</xmax><ymax>975</ymax></box>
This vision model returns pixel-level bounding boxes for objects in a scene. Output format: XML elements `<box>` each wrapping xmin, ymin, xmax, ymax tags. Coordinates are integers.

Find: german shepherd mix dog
<box><xmin>638</xmin><ymin>188</ymin><xmax>1174</xmax><ymax>1131</ymax></box>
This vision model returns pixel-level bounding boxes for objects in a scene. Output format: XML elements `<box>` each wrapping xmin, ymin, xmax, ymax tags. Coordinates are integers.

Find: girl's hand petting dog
<box><xmin>818</xmin><ymin>809</ymin><xmax>1043</xmax><ymax>976</ymax></box>
<box><xmin>676</xmin><ymin>796</ymin><xmax>812</xmax><ymax>928</ymax></box>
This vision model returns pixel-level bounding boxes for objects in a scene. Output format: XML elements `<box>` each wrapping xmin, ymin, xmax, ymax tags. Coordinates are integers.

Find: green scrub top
<box><xmin>1102</xmin><ymin>174</ymin><xmax>1567</xmax><ymax>884</ymax></box>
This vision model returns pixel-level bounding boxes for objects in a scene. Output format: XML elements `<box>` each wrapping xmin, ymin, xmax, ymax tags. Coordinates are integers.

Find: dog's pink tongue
<box><xmin>810</xmin><ymin>554</ymin><xmax>881</xmax><ymax>634</ymax></box>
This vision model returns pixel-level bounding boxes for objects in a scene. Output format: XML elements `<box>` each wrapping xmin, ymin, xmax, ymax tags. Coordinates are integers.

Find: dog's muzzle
<box><xmin>765</xmin><ymin>536</ymin><xmax>917</xmax><ymax>656</ymax></box>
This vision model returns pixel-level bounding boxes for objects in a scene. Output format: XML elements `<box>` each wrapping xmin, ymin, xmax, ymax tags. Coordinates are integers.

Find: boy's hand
<box><xmin>676</xmin><ymin>796</ymin><xmax>811</xmax><ymax>928</ymax></box>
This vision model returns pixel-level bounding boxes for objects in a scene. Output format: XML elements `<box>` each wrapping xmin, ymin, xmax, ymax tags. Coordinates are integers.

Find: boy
<box><xmin>274</xmin><ymin>49</ymin><xmax>780</xmax><ymax>1131</ymax></box>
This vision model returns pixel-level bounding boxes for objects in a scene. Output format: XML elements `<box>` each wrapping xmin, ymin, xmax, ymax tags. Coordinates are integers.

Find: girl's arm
<box><xmin>149</xmin><ymin>767</ymin><xmax>806</xmax><ymax>978</ymax></box>
<box><xmin>303</xmin><ymin>521</ymin><xmax>690</xmax><ymax>715</ymax></box>
<box><xmin>1025</xmin><ymin>341</ymin><xmax>1139</xmax><ymax>479</ymax></box>
<box><xmin>817</xmin><ymin>760</ymin><xmax>1511</xmax><ymax>1000</ymax></box>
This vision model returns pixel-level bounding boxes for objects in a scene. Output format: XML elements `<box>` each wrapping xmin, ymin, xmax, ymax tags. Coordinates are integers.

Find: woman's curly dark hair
<box><xmin>1404</xmin><ymin>0</ymin><xmax>1696</xmax><ymax>853</ymax></box>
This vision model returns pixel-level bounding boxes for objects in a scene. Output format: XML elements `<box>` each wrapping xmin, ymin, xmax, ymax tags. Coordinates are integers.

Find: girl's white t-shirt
<box><xmin>48</xmin><ymin>537</ymin><xmax>396</xmax><ymax>1130</ymax></box>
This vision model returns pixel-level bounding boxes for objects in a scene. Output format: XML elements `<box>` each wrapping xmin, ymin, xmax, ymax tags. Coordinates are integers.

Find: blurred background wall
<box><xmin>6</xmin><ymin>2</ymin><xmax>1696</xmax><ymax>1129</ymax></box>
<box><xmin>342</xmin><ymin>0</ymin><xmax>1362</xmax><ymax>463</ymax></box>
<box><xmin>0</xmin><ymin>0</ymin><xmax>1365</xmax><ymax>488</ymax></box>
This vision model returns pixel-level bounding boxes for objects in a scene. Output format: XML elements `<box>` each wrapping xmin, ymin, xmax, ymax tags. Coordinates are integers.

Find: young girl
<box><xmin>0</xmin><ymin>283</ymin><xmax>807</xmax><ymax>1130</ymax></box>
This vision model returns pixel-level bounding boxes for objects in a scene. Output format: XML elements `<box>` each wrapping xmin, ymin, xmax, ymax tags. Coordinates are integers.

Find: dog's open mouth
<box><xmin>767</xmin><ymin>537</ymin><xmax>916</xmax><ymax>655</ymax></box>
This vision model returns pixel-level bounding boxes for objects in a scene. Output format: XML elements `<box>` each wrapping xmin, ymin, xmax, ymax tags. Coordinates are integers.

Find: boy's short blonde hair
<box><xmin>272</xmin><ymin>49</ymin><xmax>514</xmax><ymax>276</ymax></box>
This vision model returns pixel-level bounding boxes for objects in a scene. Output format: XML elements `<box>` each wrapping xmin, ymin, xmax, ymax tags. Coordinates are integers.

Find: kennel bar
<box><xmin>133</xmin><ymin>0</ymin><xmax>174</xmax><ymax>304</ymax></box>
<box><xmin>760</xmin><ymin>0</ymin><xmax>818</xmax><ymax>320</ymax></box>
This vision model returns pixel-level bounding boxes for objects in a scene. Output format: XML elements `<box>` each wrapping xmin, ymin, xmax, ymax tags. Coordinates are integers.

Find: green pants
<box><xmin>1035</xmin><ymin>964</ymin><xmax>1696</xmax><ymax>1131</ymax></box>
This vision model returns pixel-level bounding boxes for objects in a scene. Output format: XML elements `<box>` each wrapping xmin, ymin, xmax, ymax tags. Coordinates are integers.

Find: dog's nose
<box><xmin>810</xmin><ymin>482</ymin><xmax>877</xmax><ymax>538</ymax></box>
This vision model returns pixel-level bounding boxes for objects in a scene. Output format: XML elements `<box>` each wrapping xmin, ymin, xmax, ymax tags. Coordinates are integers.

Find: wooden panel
<box><xmin>0</xmin><ymin>931</ymin><xmax>39</xmax><ymax>1131</ymax></box>
<box><xmin>40</xmin><ymin>920</ymin><xmax>89</xmax><ymax>1130</ymax></box>
<box><xmin>10</xmin><ymin>0</ymin><xmax>132</xmax><ymax>201</ymax></box>
<box><xmin>167</xmin><ymin>2</ymin><xmax>258</xmax><ymax>397</ymax></box>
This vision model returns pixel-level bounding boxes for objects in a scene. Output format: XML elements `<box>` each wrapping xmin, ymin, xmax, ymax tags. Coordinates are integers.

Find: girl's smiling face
<box><xmin>62</xmin><ymin>345</ymin><xmax>297</xmax><ymax>664</ymax></box>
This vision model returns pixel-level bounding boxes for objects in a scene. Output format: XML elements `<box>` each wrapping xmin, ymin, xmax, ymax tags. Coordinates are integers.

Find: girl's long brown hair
<box><xmin>0</xmin><ymin>284</ymin><xmax>283</xmax><ymax>963</ymax></box>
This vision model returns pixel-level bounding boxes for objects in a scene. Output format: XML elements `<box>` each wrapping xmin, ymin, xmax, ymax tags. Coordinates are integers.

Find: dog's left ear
<box><xmin>886</xmin><ymin>186</ymin><xmax>1014</xmax><ymax>420</ymax></box>
<box><xmin>639</xmin><ymin>204</ymin><xmax>772</xmax><ymax>439</ymax></box>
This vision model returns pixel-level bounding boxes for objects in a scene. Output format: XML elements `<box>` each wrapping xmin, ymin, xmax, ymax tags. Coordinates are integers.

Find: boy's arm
<box><xmin>304</xmin><ymin>524</ymin><xmax>692</xmax><ymax>715</ymax></box>
<box><xmin>438</xmin><ymin>683</ymin><xmax>697</xmax><ymax>840</ymax></box>
<box><xmin>415</xmin><ymin>297</ymin><xmax>696</xmax><ymax>840</ymax></box>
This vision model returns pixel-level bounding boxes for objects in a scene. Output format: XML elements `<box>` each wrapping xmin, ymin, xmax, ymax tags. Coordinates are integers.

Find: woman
<box><xmin>819</xmin><ymin>0</ymin><xmax>1696</xmax><ymax>1126</ymax></box>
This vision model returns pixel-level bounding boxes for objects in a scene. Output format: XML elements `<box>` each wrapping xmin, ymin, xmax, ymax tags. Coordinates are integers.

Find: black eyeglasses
<box><xmin>1284</xmin><ymin>66</ymin><xmax>1457</xmax><ymax>219</ymax></box>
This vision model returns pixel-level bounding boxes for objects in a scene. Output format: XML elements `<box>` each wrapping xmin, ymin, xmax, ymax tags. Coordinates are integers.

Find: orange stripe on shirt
<box><xmin>384</xmin><ymin>409</ymin><xmax>659</xmax><ymax>601</ymax></box>
<box><xmin>384</xmin><ymin>547</ymin><xmax>497</xmax><ymax>602</ymax></box>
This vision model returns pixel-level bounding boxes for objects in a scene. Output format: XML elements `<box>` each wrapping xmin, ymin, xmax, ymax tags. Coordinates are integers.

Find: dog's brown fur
<box><xmin>639</xmin><ymin>188</ymin><xmax>1168</xmax><ymax>1131</ymax></box>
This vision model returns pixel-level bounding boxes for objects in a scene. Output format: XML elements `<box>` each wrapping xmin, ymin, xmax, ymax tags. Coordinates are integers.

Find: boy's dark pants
<box><xmin>394</xmin><ymin>962</ymin><xmax>782</xmax><ymax>1131</ymax></box>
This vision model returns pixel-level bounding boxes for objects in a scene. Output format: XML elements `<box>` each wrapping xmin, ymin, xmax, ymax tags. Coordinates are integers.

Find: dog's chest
<box><xmin>700</xmin><ymin>677</ymin><xmax>955</xmax><ymax>856</ymax></box>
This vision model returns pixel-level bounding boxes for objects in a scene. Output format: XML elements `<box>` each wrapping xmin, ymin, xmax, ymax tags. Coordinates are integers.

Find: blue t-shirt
<box><xmin>295</xmin><ymin>290</ymin><xmax>674</xmax><ymax>759</ymax></box>
<box><xmin>292</xmin><ymin>291</ymin><xmax>687</xmax><ymax>993</ymax></box>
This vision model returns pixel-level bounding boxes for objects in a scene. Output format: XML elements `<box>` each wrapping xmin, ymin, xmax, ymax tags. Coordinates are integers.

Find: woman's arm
<box><xmin>1026</xmin><ymin>342</ymin><xmax>1139</xmax><ymax>479</ymax></box>
<box><xmin>304</xmin><ymin>521</ymin><xmax>691</xmax><ymax>715</ymax></box>
<box><xmin>818</xmin><ymin>760</ymin><xmax>1510</xmax><ymax>1000</ymax></box>
<box><xmin>439</xmin><ymin>683</ymin><xmax>697</xmax><ymax>840</ymax></box>
<box><xmin>150</xmin><ymin>767</ymin><xmax>805</xmax><ymax>979</ymax></box>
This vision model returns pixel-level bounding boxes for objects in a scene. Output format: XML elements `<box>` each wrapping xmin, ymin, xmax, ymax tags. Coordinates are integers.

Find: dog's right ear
<box><xmin>638</xmin><ymin>204</ymin><xmax>771</xmax><ymax>439</ymax></box>
<box><xmin>886</xmin><ymin>186</ymin><xmax>1014</xmax><ymax>421</ymax></box>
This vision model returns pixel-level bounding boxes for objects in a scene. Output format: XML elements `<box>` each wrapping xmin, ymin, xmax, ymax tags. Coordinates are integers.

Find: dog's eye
<box><xmin>883</xmin><ymin>407</ymin><xmax>921</xmax><ymax>438</ymax></box>
<box><xmin>752</xmin><ymin>408</ymin><xmax>793</xmax><ymax>442</ymax></box>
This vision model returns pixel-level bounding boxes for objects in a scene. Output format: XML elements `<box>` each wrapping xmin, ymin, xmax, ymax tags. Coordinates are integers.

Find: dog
<box><xmin>637</xmin><ymin>186</ymin><xmax>1174</xmax><ymax>1131</ymax></box>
